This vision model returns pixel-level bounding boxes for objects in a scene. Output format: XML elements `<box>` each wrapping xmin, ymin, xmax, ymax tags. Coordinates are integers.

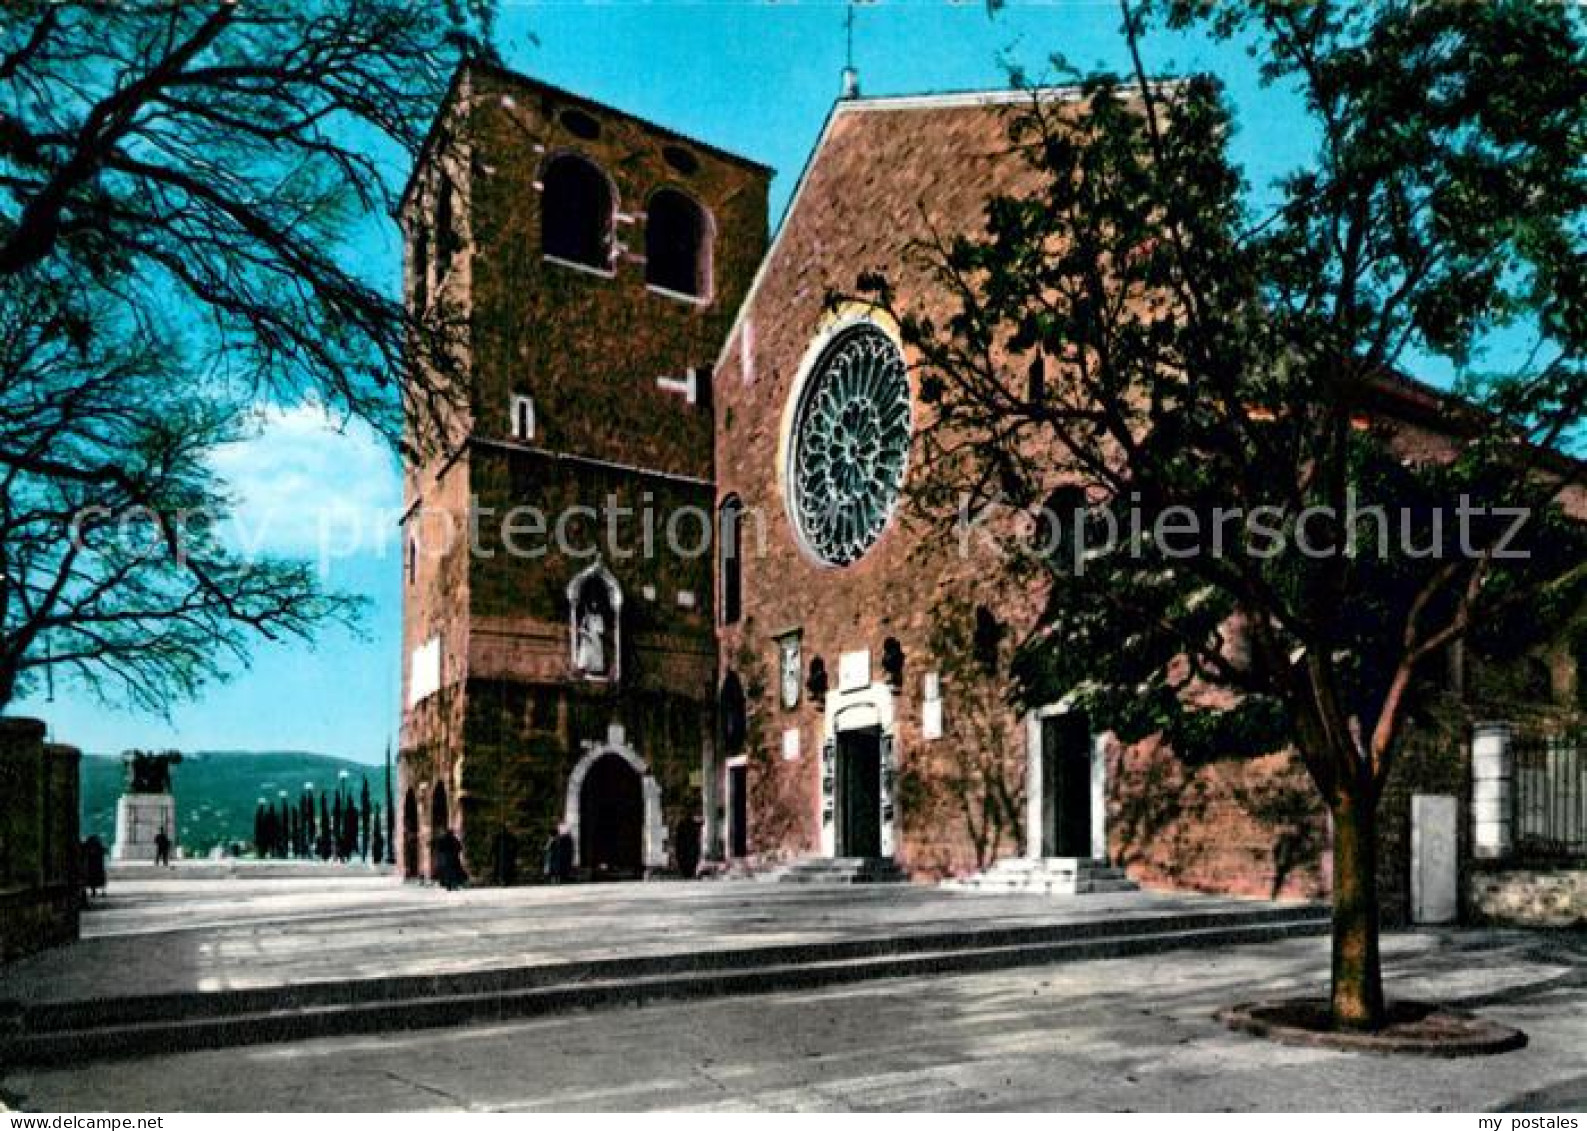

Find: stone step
<box><xmin>769</xmin><ymin>857</ymin><xmax>911</xmax><ymax>885</ymax></box>
<box><xmin>969</xmin><ymin>871</ymin><xmax>1134</xmax><ymax>886</ymax></box>
<box><xmin>0</xmin><ymin>905</ymin><xmax>1329</xmax><ymax>1066</ymax></box>
<box><xmin>6</xmin><ymin>903</ymin><xmax>1327</xmax><ymax>1033</ymax></box>
<box><xmin>981</xmin><ymin>857</ymin><xmax>1126</xmax><ymax>873</ymax></box>
<box><xmin>944</xmin><ymin>857</ymin><xmax>1140</xmax><ymax>895</ymax></box>
<box><xmin>105</xmin><ymin>861</ymin><xmax>396</xmax><ymax>881</ymax></box>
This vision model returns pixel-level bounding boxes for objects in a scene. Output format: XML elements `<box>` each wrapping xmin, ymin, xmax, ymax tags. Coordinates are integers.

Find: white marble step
<box><xmin>944</xmin><ymin>856</ymin><xmax>1139</xmax><ymax>895</ymax></box>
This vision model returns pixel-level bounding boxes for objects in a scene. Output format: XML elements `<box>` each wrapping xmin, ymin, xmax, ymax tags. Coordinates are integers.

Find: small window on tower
<box><xmin>434</xmin><ymin>177</ymin><xmax>460</xmax><ymax>276</ymax></box>
<box><xmin>718</xmin><ymin>495</ymin><xmax>742</xmax><ymax>625</ymax></box>
<box><xmin>510</xmin><ymin>394</ymin><xmax>535</xmax><ymax>441</ymax></box>
<box><xmin>410</xmin><ymin>224</ymin><xmax>430</xmax><ymax>313</ymax></box>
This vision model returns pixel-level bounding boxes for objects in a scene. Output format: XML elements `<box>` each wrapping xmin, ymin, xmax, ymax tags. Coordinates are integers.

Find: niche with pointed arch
<box><xmin>567</xmin><ymin>560</ymin><xmax>622</xmax><ymax>682</ymax></box>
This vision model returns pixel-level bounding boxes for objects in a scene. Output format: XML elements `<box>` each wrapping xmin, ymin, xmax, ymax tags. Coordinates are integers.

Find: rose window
<box><xmin>787</xmin><ymin>324</ymin><xmax>911</xmax><ymax>566</ymax></box>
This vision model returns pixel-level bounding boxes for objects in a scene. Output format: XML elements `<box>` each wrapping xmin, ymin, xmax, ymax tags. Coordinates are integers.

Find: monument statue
<box><xmin>112</xmin><ymin>749</ymin><xmax>183</xmax><ymax>862</ymax></box>
<box><xmin>124</xmin><ymin>750</ymin><xmax>183</xmax><ymax>794</ymax></box>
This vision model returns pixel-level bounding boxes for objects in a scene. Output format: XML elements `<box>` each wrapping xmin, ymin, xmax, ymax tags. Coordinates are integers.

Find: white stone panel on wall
<box><xmin>1411</xmin><ymin>793</ymin><xmax>1458</xmax><ymax>924</ymax></box>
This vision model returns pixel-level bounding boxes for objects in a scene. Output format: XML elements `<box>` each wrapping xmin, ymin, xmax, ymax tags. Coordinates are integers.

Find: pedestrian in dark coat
<box><xmin>80</xmin><ymin>835</ymin><xmax>108</xmax><ymax>898</ymax></box>
<box><xmin>548</xmin><ymin>823</ymin><xmax>576</xmax><ymax>882</ymax></box>
<box><xmin>153</xmin><ymin>828</ymin><xmax>172</xmax><ymax>867</ymax></box>
<box><xmin>435</xmin><ymin>828</ymin><xmax>467</xmax><ymax>891</ymax></box>
<box><xmin>674</xmin><ymin>814</ymin><xmax>702</xmax><ymax>880</ymax></box>
<box><xmin>491</xmin><ymin>827</ymin><xmax>518</xmax><ymax>886</ymax></box>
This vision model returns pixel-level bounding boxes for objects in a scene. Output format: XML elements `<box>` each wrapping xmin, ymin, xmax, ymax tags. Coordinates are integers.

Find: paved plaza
<box><xmin>0</xmin><ymin>874</ymin><xmax>1582</xmax><ymax>1112</ymax></box>
<box><xmin>0</xmin><ymin>872</ymin><xmax>1312</xmax><ymax>1004</ymax></box>
<box><xmin>4</xmin><ymin>926</ymin><xmax>1584</xmax><ymax>1112</ymax></box>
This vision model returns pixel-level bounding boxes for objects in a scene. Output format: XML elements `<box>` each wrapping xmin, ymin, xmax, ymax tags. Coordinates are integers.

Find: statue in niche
<box><xmin>573</xmin><ymin>578</ymin><xmax>612</xmax><ymax>678</ymax></box>
<box><xmin>567</xmin><ymin>560</ymin><xmax>622</xmax><ymax>682</ymax></box>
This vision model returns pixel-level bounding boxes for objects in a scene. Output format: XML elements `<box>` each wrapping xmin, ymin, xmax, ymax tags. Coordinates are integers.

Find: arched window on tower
<box><xmin>541</xmin><ymin>154</ymin><xmax>613</xmax><ymax>271</ymax></box>
<box><xmin>409</xmin><ymin>220</ymin><xmax>430</xmax><ymax>312</ymax></box>
<box><xmin>718</xmin><ymin>495</ymin><xmax>743</xmax><ymax>625</ymax></box>
<box><xmin>645</xmin><ymin>188</ymin><xmax>710</xmax><ymax>299</ymax></box>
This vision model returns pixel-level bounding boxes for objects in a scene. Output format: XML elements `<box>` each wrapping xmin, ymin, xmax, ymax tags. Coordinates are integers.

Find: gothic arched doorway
<box><xmin>579</xmin><ymin>753</ymin><xmax>643</xmax><ymax>878</ymax></box>
<box><xmin>402</xmin><ymin>789</ymin><xmax>420</xmax><ymax>878</ymax></box>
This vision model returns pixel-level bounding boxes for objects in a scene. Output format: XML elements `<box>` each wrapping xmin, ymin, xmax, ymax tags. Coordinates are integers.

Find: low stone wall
<box><xmin>0</xmin><ymin>884</ymin><xmax>79</xmax><ymax>963</ymax></box>
<box><xmin>0</xmin><ymin>717</ymin><xmax>82</xmax><ymax>964</ymax></box>
<box><xmin>1468</xmin><ymin>866</ymin><xmax>1587</xmax><ymax>927</ymax></box>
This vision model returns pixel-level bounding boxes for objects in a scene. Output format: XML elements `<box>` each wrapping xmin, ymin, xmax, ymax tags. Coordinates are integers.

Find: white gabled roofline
<box><xmin>838</xmin><ymin>85</ymin><xmax>1088</xmax><ymax>112</ymax></box>
<box><xmin>706</xmin><ymin>88</ymin><xmax>1061</xmax><ymax>398</ymax></box>
<box><xmin>708</xmin><ymin>101</ymin><xmax>841</xmax><ymax>389</ymax></box>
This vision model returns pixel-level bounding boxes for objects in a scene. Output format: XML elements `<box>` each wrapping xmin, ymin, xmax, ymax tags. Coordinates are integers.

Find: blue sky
<box><xmin>19</xmin><ymin>1</ymin><xmax>1329</xmax><ymax>764</ymax></box>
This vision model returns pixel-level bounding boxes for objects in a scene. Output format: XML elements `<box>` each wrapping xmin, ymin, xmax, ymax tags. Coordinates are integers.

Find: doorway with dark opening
<box><xmin>402</xmin><ymin>789</ymin><xmax>419</xmax><ymax>878</ymax></box>
<box><xmin>1040</xmin><ymin>713</ymin><xmax>1093</xmax><ymax>858</ymax></box>
<box><xmin>580</xmin><ymin>753</ymin><xmax>643</xmax><ymax>878</ymax></box>
<box><xmin>836</xmin><ymin>728</ymin><xmax>882</xmax><ymax>858</ymax></box>
<box><xmin>727</xmin><ymin>761</ymin><xmax>748</xmax><ymax>859</ymax></box>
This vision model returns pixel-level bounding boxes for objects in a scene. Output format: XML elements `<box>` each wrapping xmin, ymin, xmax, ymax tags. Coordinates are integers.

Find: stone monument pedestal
<box><xmin>113</xmin><ymin>793</ymin><xmax>176</xmax><ymax>861</ymax></box>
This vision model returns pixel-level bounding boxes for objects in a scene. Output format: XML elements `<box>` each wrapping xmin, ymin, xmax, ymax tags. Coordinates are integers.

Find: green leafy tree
<box><xmin>859</xmin><ymin>0</ymin><xmax>1585</xmax><ymax>1028</ymax></box>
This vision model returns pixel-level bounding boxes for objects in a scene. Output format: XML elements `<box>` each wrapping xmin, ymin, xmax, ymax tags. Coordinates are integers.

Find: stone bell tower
<box><xmin>396</xmin><ymin>63</ymin><xmax>770</xmax><ymax>882</ymax></box>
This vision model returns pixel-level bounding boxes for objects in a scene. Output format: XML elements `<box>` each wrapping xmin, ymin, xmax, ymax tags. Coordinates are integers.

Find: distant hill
<box><xmin>81</xmin><ymin>751</ymin><xmax>387</xmax><ymax>856</ymax></box>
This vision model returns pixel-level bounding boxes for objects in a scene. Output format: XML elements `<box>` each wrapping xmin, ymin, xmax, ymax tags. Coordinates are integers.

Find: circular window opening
<box><xmin>786</xmin><ymin>323</ymin><xmax>912</xmax><ymax>567</ymax></box>
<box><xmin>559</xmin><ymin>108</ymin><xmax>601</xmax><ymax>140</ymax></box>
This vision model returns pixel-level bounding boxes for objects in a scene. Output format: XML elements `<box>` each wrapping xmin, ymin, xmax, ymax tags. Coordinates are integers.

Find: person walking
<box><xmin>153</xmin><ymin>827</ymin><xmax>172</xmax><ymax>867</ymax></box>
<box><xmin>674</xmin><ymin>812</ymin><xmax>702</xmax><ymax>880</ymax></box>
<box><xmin>435</xmin><ymin>827</ymin><xmax>467</xmax><ymax>891</ymax></box>
<box><xmin>491</xmin><ymin>827</ymin><xmax>518</xmax><ymax>886</ymax></box>
<box><xmin>80</xmin><ymin>835</ymin><xmax>108</xmax><ymax>899</ymax></box>
<box><xmin>544</xmin><ymin>822</ymin><xmax>575</xmax><ymax>883</ymax></box>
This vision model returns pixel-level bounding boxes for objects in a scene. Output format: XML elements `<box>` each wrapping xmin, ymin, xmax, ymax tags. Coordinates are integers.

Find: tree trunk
<box><xmin>1330</xmin><ymin>791</ymin><xmax>1385</xmax><ymax>1029</ymax></box>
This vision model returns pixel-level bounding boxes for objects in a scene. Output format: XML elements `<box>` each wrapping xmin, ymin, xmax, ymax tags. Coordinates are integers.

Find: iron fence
<box><xmin>1513</xmin><ymin>728</ymin><xmax>1587</xmax><ymax>860</ymax></box>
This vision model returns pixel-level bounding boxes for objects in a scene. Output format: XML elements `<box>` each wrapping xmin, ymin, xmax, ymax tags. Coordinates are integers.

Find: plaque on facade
<box><xmin>922</xmin><ymin>672</ymin><xmax>943</xmax><ymax>740</ymax></box>
<box><xmin>782</xmin><ymin>727</ymin><xmax>801</xmax><ymax>760</ymax></box>
<box><xmin>776</xmin><ymin>631</ymin><xmax>802</xmax><ymax>709</ymax></box>
<box><xmin>838</xmin><ymin>649</ymin><xmax>870</xmax><ymax>692</ymax></box>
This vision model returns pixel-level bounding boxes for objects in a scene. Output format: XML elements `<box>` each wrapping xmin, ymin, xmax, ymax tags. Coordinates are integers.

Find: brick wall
<box><xmin>1109</xmin><ymin>736</ymin><xmax>1329</xmax><ymax>901</ymax></box>
<box><xmin>464</xmin><ymin>66</ymin><xmax>767</xmax><ymax>477</ymax></box>
<box><xmin>714</xmin><ymin>100</ymin><xmax>1057</xmax><ymax>876</ymax></box>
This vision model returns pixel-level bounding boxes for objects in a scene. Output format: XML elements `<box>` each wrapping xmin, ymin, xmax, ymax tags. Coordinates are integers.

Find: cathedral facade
<box><xmin>399</xmin><ymin>66</ymin><xmax>1582</xmax><ymax>912</ymax></box>
<box><xmin>709</xmin><ymin>91</ymin><xmax>1333</xmax><ymax>895</ymax></box>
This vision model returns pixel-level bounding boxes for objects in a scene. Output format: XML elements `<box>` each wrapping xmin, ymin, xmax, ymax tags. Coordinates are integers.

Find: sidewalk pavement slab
<box><xmin>3</xmin><ymin>929</ymin><xmax>1583</xmax><ymax>1112</ymax></box>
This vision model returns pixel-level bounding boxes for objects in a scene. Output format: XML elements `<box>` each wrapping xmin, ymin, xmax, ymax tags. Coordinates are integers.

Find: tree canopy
<box><xmin>857</xmin><ymin>0</ymin><xmax>1586</xmax><ymax>1027</ymax></box>
<box><xmin>0</xmin><ymin>1</ymin><xmax>492</xmax><ymax>710</ymax></box>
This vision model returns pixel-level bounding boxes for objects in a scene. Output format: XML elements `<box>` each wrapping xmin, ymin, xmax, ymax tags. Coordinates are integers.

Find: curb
<box><xmin>1217</xmin><ymin>998</ymin><xmax>1528</xmax><ymax>1057</ymax></box>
